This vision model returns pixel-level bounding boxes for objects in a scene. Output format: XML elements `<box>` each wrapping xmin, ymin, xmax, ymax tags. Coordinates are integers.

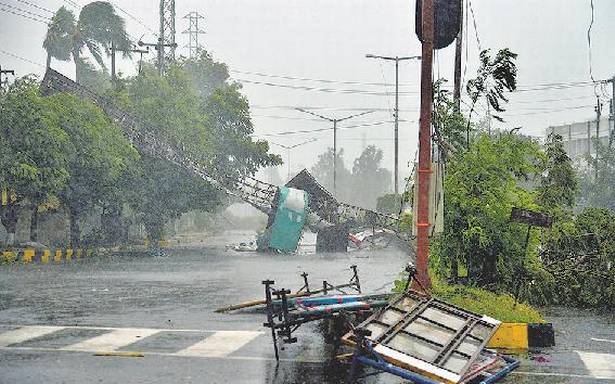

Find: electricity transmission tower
<box><xmin>183</xmin><ymin>12</ymin><xmax>206</xmax><ymax>59</ymax></box>
<box><xmin>160</xmin><ymin>0</ymin><xmax>176</xmax><ymax>63</ymax></box>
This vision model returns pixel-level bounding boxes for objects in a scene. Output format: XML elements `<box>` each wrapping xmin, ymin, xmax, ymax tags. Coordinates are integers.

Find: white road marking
<box><xmin>592</xmin><ymin>337</ymin><xmax>615</xmax><ymax>344</ymax></box>
<box><xmin>576</xmin><ymin>350</ymin><xmax>615</xmax><ymax>379</ymax></box>
<box><xmin>65</xmin><ymin>328</ymin><xmax>160</xmax><ymax>352</ymax></box>
<box><xmin>174</xmin><ymin>331</ymin><xmax>262</xmax><ymax>357</ymax></box>
<box><xmin>0</xmin><ymin>326</ymin><xmax>65</xmax><ymax>347</ymax></box>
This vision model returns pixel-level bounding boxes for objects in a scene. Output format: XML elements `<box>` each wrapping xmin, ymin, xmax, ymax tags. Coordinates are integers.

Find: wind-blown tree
<box><xmin>537</xmin><ymin>133</ymin><xmax>578</xmax><ymax>215</ymax></box>
<box><xmin>433</xmin><ymin>79</ymin><xmax>468</xmax><ymax>156</ymax></box>
<box><xmin>579</xmin><ymin>140</ymin><xmax>615</xmax><ymax>211</ymax></box>
<box><xmin>0</xmin><ymin>77</ymin><xmax>69</xmax><ymax>245</ymax></box>
<box><xmin>350</xmin><ymin>145</ymin><xmax>392</xmax><ymax>209</ymax></box>
<box><xmin>116</xmin><ymin>58</ymin><xmax>280</xmax><ymax>243</ymax></box>
<box><xmin>311</xmin><ymin>148</ymin><xmax>353</xmax><ymax>201</ymax></box>
<box><xmin>432</xmin><ymin>133</ymin><xmax>543</xmax><ymax>288</ymax></box>
<box><xmin>44</xmin><ymin>93</ymin><xmax>137</xmax><ymax>247</ymax></box>
<box><xmin>43</xmin><ymin>2</ymin><xmax>131</xmax><ymax>82</ymax></box>
<box><xmin>466</xmin><ymin>49</ymin><xmax>518</xmax><ymax>143</ymax></box>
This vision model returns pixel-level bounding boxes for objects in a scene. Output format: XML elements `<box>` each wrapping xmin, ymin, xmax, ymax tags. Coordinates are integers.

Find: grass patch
<box><xmin>395</xmin><ymin>276</ymin><xmax>544</xmax><ymax>323</ymax></box>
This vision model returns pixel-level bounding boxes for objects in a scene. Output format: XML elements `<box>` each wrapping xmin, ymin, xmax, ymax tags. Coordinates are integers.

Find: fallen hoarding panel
<box><xmin>343</xmin><ymin>291</ymin><xmax>501</xmax><ymax>384</ymax></box>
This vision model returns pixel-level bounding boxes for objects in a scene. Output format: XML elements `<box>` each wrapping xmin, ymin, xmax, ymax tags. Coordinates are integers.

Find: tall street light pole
<box><xmin>295</xmin><ymin>108</ymin><xmax>374</xmax><ymax>195</ymax></box>
<box><xmin>270</xmin><ymin>138</ymin><xmax>318</xmax><ymax>180</ymax></box>
<box><xmin>365</xmin><ymin>54</ymin><xmax>421</xmax><ymax>195</ymax></box>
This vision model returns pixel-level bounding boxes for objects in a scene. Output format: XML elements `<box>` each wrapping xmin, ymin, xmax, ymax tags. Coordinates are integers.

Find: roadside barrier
<box><xmin>1</xmin><ymin>247</ymin><xmax>92</xmax><ymax>264</ymax></box>
<box><xmin>488</xmin><ymin>322</ymin><xmax>555</xmax><ymax>349</ymax></box>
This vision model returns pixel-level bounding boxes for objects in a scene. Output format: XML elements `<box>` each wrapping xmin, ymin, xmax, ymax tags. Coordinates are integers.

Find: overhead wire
<box><xmin>0</xmin><ymin>1</ymin><xmax>51</xmax><ymax>21</ymax></box>
<box><xmin>14</xmin><ymin>0</ymin><xmax>53</xmax><ymax>14</ymax></box>
<box><xmin>0</xmin><ymin>48</ymin><xmax>45</xmax><ymax>68</ymax></box>
<box><xmin>0</xmin><ymin>6</ymin><xmax>49</xmax><ymax>24</ymax></box>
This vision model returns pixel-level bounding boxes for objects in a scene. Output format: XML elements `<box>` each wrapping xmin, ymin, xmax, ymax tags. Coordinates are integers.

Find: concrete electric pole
<box><xmin>453</xmin><ymin>0</ymin><xmax>464</xmax><ymax>112</ymax></box>
<box><xmin>365</xmin><ymin>54</ymin><xmax>421</xmax><ymax>195</ymax></box>
<box><xmin>416</xmin><ymin>0</ymin><xmax>435</xmax><ymax>290</ymax></box>
<box><xmin>110</xmin><ymin>43</ymin><xmax>150</xmax><ymax>84</ymax></box>
<box><xmin>183</xmin><ymin>12</ymin><xmax>206</xmax><ymax>59</ymax></box>
<box><xmin>295</xmin><ymin>108</ymin><xmax>374</xmax><ymax>195</ymax></box>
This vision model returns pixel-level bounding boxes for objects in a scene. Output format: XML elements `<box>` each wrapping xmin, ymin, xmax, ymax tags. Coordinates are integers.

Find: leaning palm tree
<box><xmin>43</xmin><ymin>2</ymin><xmax>132</xmax><ymax>82</ymax></box>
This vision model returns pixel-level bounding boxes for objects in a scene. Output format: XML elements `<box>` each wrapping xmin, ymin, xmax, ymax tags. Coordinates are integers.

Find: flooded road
<box><xmin>0</xmin><ymin>231</ymin><xmax>613</xmax><ymax>383</ymax></box>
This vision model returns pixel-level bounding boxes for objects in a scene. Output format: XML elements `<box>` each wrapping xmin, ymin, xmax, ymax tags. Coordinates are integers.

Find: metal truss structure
<box><xmin>40</xmin><ymin>68</ymin><xmax>404</xmax><ymax>237</ymax></box>
<box><xmin>183</xmin><ymin>12</ymin><xmax>205</xmax><ymax>59</ymax></box>
<box><xmin>160</xmin><ymin>0</ymin><xmax>176</xmax><ymax>64</ymax></box>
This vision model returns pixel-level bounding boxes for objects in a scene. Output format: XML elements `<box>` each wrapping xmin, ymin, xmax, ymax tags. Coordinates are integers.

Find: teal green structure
<box><xmin>268</xmin><ymin>187</ymin><xmax>309</xmax><ymax>252</ymax></box>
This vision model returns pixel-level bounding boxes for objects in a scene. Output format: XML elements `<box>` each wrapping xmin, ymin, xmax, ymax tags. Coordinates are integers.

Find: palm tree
<box><xmin>43</xmin><ymin>2</ymin><xmax>132</xmax><ymax>82</ymax></box>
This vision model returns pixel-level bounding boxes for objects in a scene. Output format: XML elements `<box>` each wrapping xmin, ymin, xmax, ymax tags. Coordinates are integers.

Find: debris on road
<box><xmin>342</xmin><ymin>272</ymin><xmax>519</xmax><ymax>384</ymax></box>
<box><xmin>214</xmin><ymin>265</ymin><xmax>362</xmax><ymax>313</ymax></box>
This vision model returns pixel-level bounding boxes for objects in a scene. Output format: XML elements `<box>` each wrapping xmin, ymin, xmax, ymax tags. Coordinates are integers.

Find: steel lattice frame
<box><xmin>40</xmin><ymin>68</ymin><xmax>405</xmax><ymax>237</ymax></box>
<box><xmin>183</xmin><ymin>12</ymin><xmax>205</xmax><ymax>59</ymax></box>
<box><xmin>160</xmin><ymin>0</ymin><xmax>176</xmax><ymax>64</ymax></box>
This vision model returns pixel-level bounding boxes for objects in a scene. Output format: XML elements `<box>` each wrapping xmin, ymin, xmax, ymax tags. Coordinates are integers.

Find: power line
<box><xmin>110</xmin><ymin>1</ymin><xmax>157</xmax><ymax>35</ymax></box>
<box><xmin>0</xmin><ymin>48</ymin><xmax>45</xmax><ymax>68</ymax></box>
<box><xmin>468</xmin><ymin>0</ymin><xmax>482</xmax><ymax>52</ymax></box>
<box><xmin>0</xmin><ymin>1</ymin><xmax>51</xmax><ymax>21</ymax></box>
<box><xmin>0</xmin><ymin>6</ymin><xmax>49</xmax><ymax>24</ymax></box>
<box><xmin>14</xmin><ymin>0</ymin><xmax>53</xmax><ymax>14</ymax></box>
<box><xmin>233</xmin><ymin>78</ymin><xmax>420</xmax><ymax>96</ymax></box>
<box><xmin>231</xmin><ymin>69</ymin><xmax>409</xmax><ymax>88</ymax></box>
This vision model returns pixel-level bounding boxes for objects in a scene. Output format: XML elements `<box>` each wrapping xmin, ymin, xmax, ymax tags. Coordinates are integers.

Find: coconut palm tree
<box><xmin>43</xmin><ymin>2</ymin><xmax>132</xmax><ymax>82</ymax></box>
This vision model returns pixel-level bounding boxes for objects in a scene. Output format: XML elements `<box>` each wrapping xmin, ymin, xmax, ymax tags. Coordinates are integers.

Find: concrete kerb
<box><xmin>488</xmin><ymin>322</ymin><xmax>555</xmax><ymax>349</ymax></box>
<box><xmin>1</xmin><ymin>247</ymin><xmax>92</xmax><ymax>265</ymax></box>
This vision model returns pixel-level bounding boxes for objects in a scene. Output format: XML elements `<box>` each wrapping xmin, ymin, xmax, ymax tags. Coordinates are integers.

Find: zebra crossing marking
<box><xmin>576</xmin><ymin>350</ymin><xmax>615</xmax><ymax>380</ymax></box>
<box><xmin>0</xmin><ymin>326</ymin><xmax>65</xmax><ymax>347</ymax></box>
<box><xmin>65</xmin><ymin>328</ymin><xmax>160</xmax><ymax>352</ymax></box>
<box><xmin>0</xmin><ymin>325</ymin><xmax>265</xmax><ymax>359</ymax></box>
<box><xmin>174</xmin><ymin>331</ymin><xmax>262</xmax><ymax>357</ymax></box>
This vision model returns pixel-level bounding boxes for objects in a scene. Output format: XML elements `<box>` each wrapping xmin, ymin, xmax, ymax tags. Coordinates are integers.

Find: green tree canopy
<box><xmin>0</xmin><ymin>77</ymin><xmax>69</xmax><ymax>245</ymax></box>
<box><xmin>44</xmin><ymin>92</ymin><xmax>138</xmax><ymax>246</ymax></box>
<box><xmin>43</xmin><ymin>2</ymin><xmax>131</xmax><ymax>82</ymax></box>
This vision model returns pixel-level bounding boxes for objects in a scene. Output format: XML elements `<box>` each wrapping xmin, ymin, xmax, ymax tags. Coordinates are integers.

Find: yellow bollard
<box><xmin>41</xmin><ymin>250</ymin><xmax>50</xmax><ymax>264</ymax></box>
<box><xmin>2</xmin><ymin>251</ymin><xmax>16</xmax><ymax>263</ymax></box>
<box><xmin>54</xmin><ymin>249</ymin><xmax>62</xmax><ymax>263</ymax></box>
<box><xmin>66</xmin><ymin>248</ymin><xmax>73</xmax><ymax>261</ymax></box>
<box><xmin>22</xmin><ymin>249</ymin><xmax>35</xmax><ymax>264</ymax></box>
<box><xmin>76</xmin><ymin>249</ymin><xmax>82</xmax><ymax>259</ymax></box>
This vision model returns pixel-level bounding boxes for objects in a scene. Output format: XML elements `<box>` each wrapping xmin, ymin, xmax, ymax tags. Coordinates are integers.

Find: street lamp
<box><xmin>295</xmin><ymin>108</ymin><xmax>374</xmax><ymax>194</ymax></box>
<box><xmin>366</xmin><ymin>54</ymin><xmax>421</xmax><ymax>195</ymax></box>
<box><xmin>269</xmin><ymin>138</ymin><xmax>318</xmax><ymax>180</ymax></box>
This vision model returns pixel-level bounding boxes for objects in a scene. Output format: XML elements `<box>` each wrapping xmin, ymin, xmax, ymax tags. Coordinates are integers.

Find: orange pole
<box><xmin>415</xmin><ymin>0</ymin><xmax>434</xmax><ymax>290</ymax></box>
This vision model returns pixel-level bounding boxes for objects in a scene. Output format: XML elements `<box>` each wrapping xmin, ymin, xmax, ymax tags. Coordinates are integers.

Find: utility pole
<box><xmin>595</xmin><ymin>96</ymin><xmax>602</xmax><ymax>178</ymax></box>
<box><xmin>416</xmin><ymin>0</ymin><xmax>435</xmax><ymax>290</ymax></box>
<box><xmin>365</xmin><ymin>54</ymin><xmax>421</xmax><ymax>195</ymax></box>
<box><xmin>295</xmin><ymin>108</ymin><xmax>374</xmax><ymax>195</ymax></box>
<box><xmin>110</xmin><ymin>43</ymin><xmax>149</xmax><ymax>85</ymax></box>
<box><xmin>606</xmin><ymin>75</ymin><xmax>615</xmax><ymax>148</ymax></box>
<box><xmin>270</xmin><ymin>139</ymin><xmax>318</xmax><ymax>180</ymax></box>
<box><xmin>453</xmin><ymin>0</ymin><xmax>463</xmax><ymax>111</ymax></box>
<box><xmin>183</xmin><ymin>12</ymin><xmax>206</xmax><ymax>59</ymax></box>
<box><xmin>138</xmin><ymin>38</ymin><xmax>177</xmax><ymax>76</ymax></box>
<box><xmin>160</xmin><ymin>0</ymin><xmax>176</xmax><ymax>63</ymax></box>
<box><xmin>0</xmin><ymin>65</ymin><xmax>15</xmax><ymax>87</ymax></box>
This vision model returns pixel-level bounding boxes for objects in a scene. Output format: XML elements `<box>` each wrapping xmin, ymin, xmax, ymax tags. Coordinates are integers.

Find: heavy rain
<box><xmin>0</xmin><ymin>1</ymin><xmax>614</xmax><ymax>383</ymax></box>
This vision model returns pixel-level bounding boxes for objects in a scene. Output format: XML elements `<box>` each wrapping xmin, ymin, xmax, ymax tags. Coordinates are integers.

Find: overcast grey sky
<box><xmin>1</xmin><ymin>0</ymin><xmax>614</xmax><ymax>183</ymax></box>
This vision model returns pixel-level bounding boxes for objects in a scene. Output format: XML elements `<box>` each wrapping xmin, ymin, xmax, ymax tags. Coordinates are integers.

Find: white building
<box><xmin>546</xmin><ymin>117</ymin><xmax>613</xmax><ymax>161</ymax></box>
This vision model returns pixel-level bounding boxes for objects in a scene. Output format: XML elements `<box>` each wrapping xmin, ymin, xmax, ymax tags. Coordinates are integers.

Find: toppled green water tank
<box><xmin>268</xmin><ymin>187</ymin><xmax>308</xmax><ymax>253</ymax></box>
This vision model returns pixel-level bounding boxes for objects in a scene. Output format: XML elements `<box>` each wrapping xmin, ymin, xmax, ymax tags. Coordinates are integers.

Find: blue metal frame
<box><xmin>347</xmin><ymin>336</ymin><xmax>520</xmax><ymax>384</ymax></box>
<box><xmin>478</xmin><ymin>355</ymin><xmax>520</xmax><ymax>384</ymax></box>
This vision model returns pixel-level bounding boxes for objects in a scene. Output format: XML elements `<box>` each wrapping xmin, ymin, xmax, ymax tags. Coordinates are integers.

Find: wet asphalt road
<box><xmin>0</xmin><ymin>230</ymin><xmax>614</xmax><ymax>384</ymax></box>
